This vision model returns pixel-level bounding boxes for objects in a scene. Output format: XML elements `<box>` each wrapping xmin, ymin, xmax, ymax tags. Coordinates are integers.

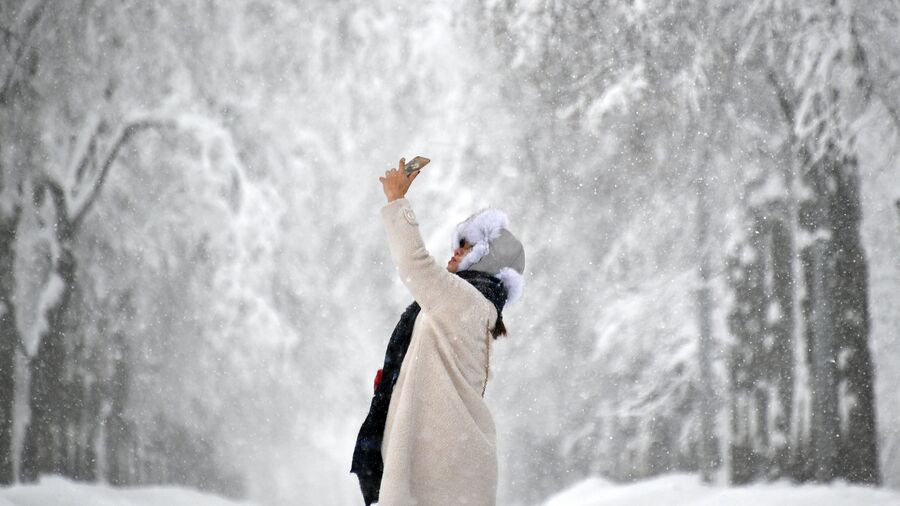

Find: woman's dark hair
<box><xmin>492</xmin><ymin>317</ymin><xmax>507</xmax><ymax>339</ymax></box>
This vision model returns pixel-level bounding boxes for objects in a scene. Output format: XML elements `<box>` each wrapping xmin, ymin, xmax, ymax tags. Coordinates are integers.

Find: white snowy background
<box><xmin>0</xmin><ymin>1</ymin><xmax>898</xmax><ymax>505</ymax></box>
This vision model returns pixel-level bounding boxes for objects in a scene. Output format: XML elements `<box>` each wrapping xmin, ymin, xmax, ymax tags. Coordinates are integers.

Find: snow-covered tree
<box><xmin>0</xmin><ymin>0</ymin><xmax>49</xmax><ymax>484</ymax></box>
<box><xmin>730</xmin><ymin>0</ymin><xmax>883</xmax><ymax>484</ymax></box>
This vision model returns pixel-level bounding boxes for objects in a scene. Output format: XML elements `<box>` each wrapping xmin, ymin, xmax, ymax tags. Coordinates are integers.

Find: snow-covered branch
<box><xmin>70</xmin><ymin>118</ymin><xmax>174</xmax><ymax>228</ymax></box>
<box><xmin>766</xmin><ymin>70</ymin><xmax>796</xmax><ymax>131</ymax></box>
<box><xmin>0</xmin><ymin>0</ymin><xmax>47</xmax><ymax>105</ymax></box>
<box><xmin>35</xmin><ymin>176</ymin><xmax>70</xmax><ymax>236</ymax></box>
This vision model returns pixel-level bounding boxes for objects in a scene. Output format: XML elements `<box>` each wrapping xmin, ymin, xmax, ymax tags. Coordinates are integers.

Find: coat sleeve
<box><xmin>381</xmin><ymin>198</ymin><xmax>482</xmax><ymax>316</ymax></box>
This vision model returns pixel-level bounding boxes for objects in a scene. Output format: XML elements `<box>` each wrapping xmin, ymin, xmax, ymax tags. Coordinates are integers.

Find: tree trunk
<box><xmin>801</xmin><ymin>149</ymin><xmax>841</xmax><ymax>483</ymax></box>
<box><xmin>729</xmin><ymin>214</ymin><xmax>794</xmax><ymax>484</ymax></box>
<box><xmin>727</xmin><ymin>200</ymin><xmax>795</xmax><ymax>484</ymax></box>
<box><xmin>21</xmin><ymin>240</ymin><xmax>103</xmax><ymax>483</ymax></box>
<box><xmin>69</xmin><ymin>325</ymin><xmax>99</xmax><ymax>482</ymax></box>
<box><xmin>780</xmin><ymin>165</ymin><xmax>810</xmax><ymax>483</ymax></box>
<box><xmin>104</xmin><ymin>331</ymin><xmax>132</xmax><ymax>485</ymax></box>
<box><xmin>767</xmin><ymin>218</ymin><xmax>795</xmax><ymax>477</ymax></box>
<box><xmin>807</xmin><ymin>235</ymin><xmax>839</xmax><ymax>481</ymax></box>
<box><xmin>0</xmin><ymin>206</ymin><xmax>21</xmax><ymax>484</ymax></box>
<box><xmin>727</xmin><ymin>225</ymin><xmax>766</xmax><ymax>484</ymax></box>
<box><xmin>20</xmin><ymin>243</ymin><xmax>76</xmax><ymax>481</ymax></box>
<box><xmin>695</xmin><ymin>175</ymin><xmax>717</xmax><ymax>483</ymax></box>
<box><xmin>801</xmin><ymin>146</ymin><xmax>879</xmax><ymax>483</ymax></box>
<box><xmin>831</xmin><ymin>155</ymin><xmax>879</xmax><ymax>484</ymax></box>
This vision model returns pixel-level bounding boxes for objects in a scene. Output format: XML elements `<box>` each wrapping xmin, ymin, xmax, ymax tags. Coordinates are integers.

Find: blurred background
<box><xmin>1</xmin><ymin>1</ymin><xmax>898</xmax><ymax>505</ymax></box>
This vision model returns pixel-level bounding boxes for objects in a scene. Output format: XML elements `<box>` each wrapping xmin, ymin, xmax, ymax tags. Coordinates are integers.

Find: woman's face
<box><xmin>447</xmin><ymin>240</ymin><xmax>474</xmax><ymax>273</ymax></box>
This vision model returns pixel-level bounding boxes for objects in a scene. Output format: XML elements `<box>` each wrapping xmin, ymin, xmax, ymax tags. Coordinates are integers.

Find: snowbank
<box><xmin>0</xmin><ymin>476</ymin><xmax>256</xmax><ymax>506</ymax></box>
<box><xmin>5</xmin><ymin>473</ymin><xmax>899</xmax><ymax>506</ymax></box>
<box><xmin>543</xmin><ymin>474</ymin><xmax>900</xmax><ymax>506</ymax></box>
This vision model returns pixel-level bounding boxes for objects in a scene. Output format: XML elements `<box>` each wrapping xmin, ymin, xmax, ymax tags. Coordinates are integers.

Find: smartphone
<box><xmin>403</xmin><ymin>156</ymin><xmax>430</xmax><ymax>175</ymax></box>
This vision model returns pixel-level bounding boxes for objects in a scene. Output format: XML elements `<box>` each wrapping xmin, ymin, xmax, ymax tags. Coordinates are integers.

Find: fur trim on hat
<box><xmin>451</xmin><ymin>208</ymin><xmax>508</xmax><ymax>272</ymax></box>
<box><xmin>495</xmin><ymin>267</ymin><xmax>524</xmax><ymax>305</ymax></box>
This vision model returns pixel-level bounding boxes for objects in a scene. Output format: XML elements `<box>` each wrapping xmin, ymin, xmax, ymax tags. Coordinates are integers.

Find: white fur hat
<box><xmin>451</xmin><ymin>209</ymin><xmax>525</xmax><ymax>304</ymax></box>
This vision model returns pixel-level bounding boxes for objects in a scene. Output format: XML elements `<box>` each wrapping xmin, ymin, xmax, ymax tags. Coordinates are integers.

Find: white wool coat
<box><xmin>379</xmin><ymin>198</ymin><xmax>499</xmax><ymax>506</ymax></box>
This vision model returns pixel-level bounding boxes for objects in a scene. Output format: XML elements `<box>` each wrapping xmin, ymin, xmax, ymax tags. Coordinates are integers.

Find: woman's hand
<box><xmin>379</xmin><ymin>157</ymin><xmax>421</xmax><ymax>202</ymax></box>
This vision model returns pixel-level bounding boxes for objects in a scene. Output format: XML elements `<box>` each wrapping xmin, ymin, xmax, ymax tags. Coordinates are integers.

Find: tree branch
<box><xmin>849</xmin><ymin>14</ymin><xmax>900</xmax><ymax>137</ymax></box>
<box><xmin>0</xmin><ymin>24</ymin><xmax>25</xmax><ymax>45</ymax></box>
<box><xmin>767</xmin><ymin>69</ymin><xmax>795</xmax><ymax>127</ymax></box>
<box><xmin>874</xmin><ymin>89</ymin><xmax>900</xmax><ymax>135</ymax></box>
<box><xmin>895</xmin><ymin>199</ymin><xmax>900</xmax><ymax>231</ymax></box>
<box><xmin>35</xmin><ymin>175</ymin><xmax>71</xmax><ymax>239</ymax></box>
<box><xmin>71</xmin><ymin>119</ymin><xmax>174</xmax><ymax>230</ymax></box>
<box><xmin>0</xmin><ymin>0</ymin><xmax>48</xmax><ymax>105</ymax></box>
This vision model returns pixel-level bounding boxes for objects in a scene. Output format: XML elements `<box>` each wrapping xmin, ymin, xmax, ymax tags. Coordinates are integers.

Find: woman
<box><xmin>351</xmin><ymin>158</ymin><xmax>525</xmax><ymax>505</ymax></box>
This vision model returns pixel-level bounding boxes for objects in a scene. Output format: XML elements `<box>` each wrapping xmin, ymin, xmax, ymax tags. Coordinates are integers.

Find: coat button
<box><xmin>403</xmin><ymin>207</ymin><xmax>418</xmax><ymax>225</ymax></box>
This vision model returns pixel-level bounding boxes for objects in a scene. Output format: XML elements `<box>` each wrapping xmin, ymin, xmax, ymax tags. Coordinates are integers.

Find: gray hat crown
<box><xmin>468</xmin><ymin>229</ymin><xmax>525</xmax><ymax>276</ymax></box>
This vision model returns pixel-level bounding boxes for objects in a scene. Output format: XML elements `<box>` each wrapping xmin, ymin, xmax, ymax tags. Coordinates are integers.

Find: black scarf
<box><xmin>350</xmin><ymin>270</ymin><xmax>507</xmax><ymax>505</ymax></box>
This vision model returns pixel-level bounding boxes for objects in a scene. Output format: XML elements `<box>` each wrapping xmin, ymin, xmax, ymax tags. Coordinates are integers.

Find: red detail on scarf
<box><xmin>373</xmin><ymin>368</ymin><xmax>383</xmax><ymax>392</ymax></box>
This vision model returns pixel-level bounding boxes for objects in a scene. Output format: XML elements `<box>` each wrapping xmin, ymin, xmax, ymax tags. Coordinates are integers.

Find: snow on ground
<box><xmin>0</xmin><ymin>476</ymin><xmax>256</xmax><ymax>506</ymax></box>
<box><xmin>543</xmin><ymin>474</ymin><xmax>900</xmax><ymax>506</ymax></box>
<box><xmin>3</xmin><ymin>473</ymin><xmax>899</xmax><ymax>506</ymax></box>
